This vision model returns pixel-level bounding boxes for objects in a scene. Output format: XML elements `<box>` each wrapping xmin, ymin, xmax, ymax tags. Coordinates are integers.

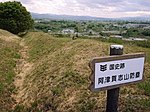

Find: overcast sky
<box><xmin>1</xmin><ymin>0</ymin><xmax>150</xmax><ymax>18</ymax></box>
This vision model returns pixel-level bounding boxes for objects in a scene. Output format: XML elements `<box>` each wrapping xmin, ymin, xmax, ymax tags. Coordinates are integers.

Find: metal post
<box><xmin>106</xmin><ymin>45</ymin><xmax>123</xmax><ymax>112</ymax></box>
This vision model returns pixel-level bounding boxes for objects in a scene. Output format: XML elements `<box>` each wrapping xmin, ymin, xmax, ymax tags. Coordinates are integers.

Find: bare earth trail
<box><xmin>12</xmin><ymin>39</ymin><xmax>33</xmax><ymax>107</ymax></box>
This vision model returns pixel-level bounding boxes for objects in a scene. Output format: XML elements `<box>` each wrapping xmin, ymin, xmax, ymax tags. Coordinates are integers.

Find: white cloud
<box><xmin>0</xmin><ymin>0</ymin><xmax>150</xmax><ymax>18</ymax></box>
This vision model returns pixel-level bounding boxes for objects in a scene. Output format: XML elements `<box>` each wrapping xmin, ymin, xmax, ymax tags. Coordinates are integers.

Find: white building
<box><xmin>62</xmin><ymin>29</ymin><xmax>74</xmax><ymax>34</ymax></box>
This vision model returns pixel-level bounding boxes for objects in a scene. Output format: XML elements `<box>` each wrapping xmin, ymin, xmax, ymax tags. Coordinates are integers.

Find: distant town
<box><xmin>34</xmin><ymin>18</ymin><xmax>150</xmax><ymax>41</ymax></box>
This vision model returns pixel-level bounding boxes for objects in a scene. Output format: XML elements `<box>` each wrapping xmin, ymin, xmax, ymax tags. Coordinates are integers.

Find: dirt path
<box><xmin>12</xmin><ymin>39</ymin><xmax>33</xmax><ymax>107</ymax></box>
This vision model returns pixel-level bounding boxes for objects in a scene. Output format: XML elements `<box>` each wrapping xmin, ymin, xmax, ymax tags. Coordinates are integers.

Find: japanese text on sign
<box><xmin>89</xmin><ymin>53</ymin><xmax>145</xmax><ymax>91</ymax></box>
<box><xmin>95</xmin><ymin>57</ymin><xmax>144</xmax><ymax>89</ymax></box>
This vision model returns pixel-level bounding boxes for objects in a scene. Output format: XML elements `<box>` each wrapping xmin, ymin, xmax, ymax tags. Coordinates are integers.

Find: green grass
<box><xmin>100</xmin><ymin>37</ymin><xmax>124</xmax><ymax>45</ymax></box>
<box><xmin>0</xmin><ymin>37</ymin><xmax>20</xmax><ymax>111</ymax></box>
<box><xmin>23</xmin><ymin>32</ymin><xmax>70</xmax><ymax>62</ymax></box>
<box><xmin>138</xmin><ymin>80</ymin><xmax>150</xmax><ymax>96</ymax></box>
<box><xmin>140</xmin><ymin>99</ymin><xmax>150</xmax><ymax>109</ymax></box>
<box><xmin>120</xmin><ymin>94</ymin><xmax>150</xmax><ymax>112</ymax></box>
<box><xmin>18</xmin><ymin>32</ymin><xmax>108</xmax><ymax>111</ymax></box>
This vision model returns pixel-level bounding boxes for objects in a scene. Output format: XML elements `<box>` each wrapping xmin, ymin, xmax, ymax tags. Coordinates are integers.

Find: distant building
<box><xmin>110</xmin><ymin>35</ymin><xmax>123</xmax><ymax>38</ymax></box>
<box><xmin>34</xmin><ymin>20</ymin><xmax>41</xmax><ymax>23</ymax></box>
<box><xmin>102</xmin><ymin>31</ymin><xmax>121</xmax><ymax>35</ymax></box>
<box><xmin>123</xmin><ymin>37</ymin><xmax>147</xmax><ymax>41</ymax></box>
<box><xmin>48</xmin><ymin>30</ymin><xmax>51</xmax><ymax>33</ymax></box>
<box><xmin>143</xmin><ymin>26</ymin><xmax>150</xmax><ymax>29</ymax></box>
<box><xmin>123</xmin><ymin>23</ymin><xmax>149</xmax><ymax>28</ymax></box>
<box><xmin>132</xmin><ymin>38</ymin><xmax>147</xmax><ymax>41</ymax></box>
<box><xmin>61</xmin><ymin>29</ymin><xmax>74</xmax><ymax>34</ymax></box>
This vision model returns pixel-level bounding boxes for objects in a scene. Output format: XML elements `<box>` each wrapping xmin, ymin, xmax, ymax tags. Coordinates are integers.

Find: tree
<box><xmin>142</xmin><ymin>29</ymin><xmax>150</xmax><ymax>36</ymax></box>
<box><xmin>0</xmin><ymin>1</ymin><xmax>33</xmax><ymax>34</ymax></box>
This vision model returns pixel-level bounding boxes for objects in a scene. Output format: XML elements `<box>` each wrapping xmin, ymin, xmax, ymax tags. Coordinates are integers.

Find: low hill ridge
<box><xmin>0</xmin><ymin>29</ymin><xmax>20</xmax><ymax>42</ymax></box>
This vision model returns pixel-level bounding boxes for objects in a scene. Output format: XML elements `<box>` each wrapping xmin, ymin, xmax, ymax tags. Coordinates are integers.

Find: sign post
<box><xmin>89</xmin><ymin>45</ymin><xmax>145</xmax><ymax>112</ymax></box>
<box><xmin>106</xmin><ymin>45</ymin><xmax>123</xmax><ymax>112</ymax></box>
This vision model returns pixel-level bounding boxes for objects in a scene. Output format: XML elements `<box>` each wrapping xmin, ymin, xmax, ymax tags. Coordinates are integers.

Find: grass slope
<box><xmin>14</xmin><ymin>32</ymin><xmax>150</xmax><ymax>112</ymax></box>
<box><xmin>0</xmin><ymin>29</ymin><xmax>20</xmax><ymax>112</ymax></box>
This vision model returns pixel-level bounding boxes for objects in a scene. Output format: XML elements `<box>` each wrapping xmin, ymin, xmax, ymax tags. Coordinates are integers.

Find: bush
<box><xmin>0</xmin><ymin>1</ymin><xmax>33</xmax><ymax>34</ymax></box>
<box><xmin>136</xmin><ymin>40</ymin><xmax>150</xmax><ymax>48</ymax></box>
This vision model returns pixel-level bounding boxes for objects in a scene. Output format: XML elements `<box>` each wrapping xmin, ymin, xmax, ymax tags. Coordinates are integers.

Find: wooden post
<box><xmin>106</xmin><ymin>45</ymin><xmax>123</xmax><ymax>112</ymax></box>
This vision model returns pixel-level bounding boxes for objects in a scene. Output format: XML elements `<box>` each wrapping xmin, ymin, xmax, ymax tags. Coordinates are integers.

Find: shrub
<box><xmin>0</xmin><ymin>1</ymin><xmax>33</xmax><ymax>34</ymax></box>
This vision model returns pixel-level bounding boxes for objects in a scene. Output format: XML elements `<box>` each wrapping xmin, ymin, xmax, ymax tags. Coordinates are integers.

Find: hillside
<box><xmin>15</xmin><ymin>32</ymin><xmax>150</xmax><ymax>112</ymax></box>
<box><xmin>16</xmin><ymin>32</ymin><xmax>109</xmax><ymax>111</ymax></box>
<box><xmin>0</xmin><ymin>29</ymin><xmax>20</xmax><ymax>42</ymax></box>
<box><xmin>0</xmin><ymin>29</ymin><xmax>20</xmax><ymax>112</ymax></box>
<box><xmin>0</xmin><ymin>30</ymin><xmax>150</xmax><ymax>111</ymax></box>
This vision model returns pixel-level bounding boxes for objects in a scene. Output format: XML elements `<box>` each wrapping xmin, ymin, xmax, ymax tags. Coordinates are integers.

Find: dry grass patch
<box><xmin>0</xmin><ymin>29</ymin><xmax>20</xmax><ymax>42</ymax></box>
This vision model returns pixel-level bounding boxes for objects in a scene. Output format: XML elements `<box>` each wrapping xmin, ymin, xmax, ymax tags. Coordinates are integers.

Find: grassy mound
<box><xmin>15</xmin><ymin>32</ymin><xmax>150</xmax><ymax>112</ymax></box>
<box><xmin>0</xmin><ymin>29</ymin><xmax>20</xmax><ymax>42</ymax></box>
<box><xmin>0</xmin><ymin>29</ymin><xmax>20</xmax><ymax>112</ymax></box>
